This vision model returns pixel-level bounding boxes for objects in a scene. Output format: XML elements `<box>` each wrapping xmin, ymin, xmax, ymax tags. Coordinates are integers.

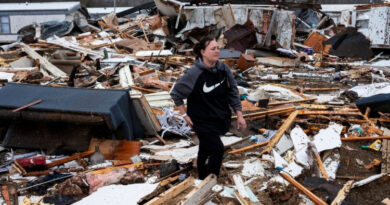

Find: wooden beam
<box><xmin>232</xmin><ymin>107</ymin><xmax>295</xmax><ymax>119</ymax></box>
<box><xmin>89</xmin><ymin>162</ymin><xmax>143</xmax><ymax>175</ymax></box>
<box><xmin>181</xmin><ymin>174</ymin><xmax>217</xmax><ymax>205</ymax></box>
<box><xmin>361</xmin><ymin>111</ymin><xmax>384</xmax><ymax>135</ymax></box>
<box><xmin>382</xmin><ymin>139</ymin><xmax>390</xmax><ymax>173</ymax></box>
<box><xmin>268</xmin><ymin>98</ymin><xmax>316</xmax><ymax>106</ymax></box>
<box><xmin>330</xmin><ymin>180</ymin><xmax>354</xmax><ymax>205</ymax></box>
<box><xmin>341</xmin><ymin>136</ymin><xmax>390</xmax><ymax>141</ymax></box>
<box><xmin>234</xmin><ymin>190</ymin><xmax>251</xmax><ymax>205</ymax></box>
<box><xmin>145</xmin><ymin>176</ymin><xmax>195</xmax><ymax>205</ymax></box>
<box><xmin>303</xmin><ymin>87</ymin><xmax>340</xmax><ymax>92</ymax></box>
<box><xmin>278</xmin><ymin>171</ymin><xmax>327</xmax><ymax>205</ymax></box>
<box><xmin>228</xmin><ymin>141</ymin><xmax>269</xmax><ymax>154</ymax></box>
<box><xmin>45</xmin><ymin>150</ymin><xmax>94</xmax><ymax>168</ymax></box>
<box><xmin>21</xmin><ymin>43</ymin><xmax>66</xmax><ymax>77</ymax></box>
<box><xmin>364</xmin><ymin>107</ymin><xmax>371</xmax><ymax>118</ymax></box>
<box><xmin>199</xmin><ymin>189</ymin><xmax>223</xmax><ymax>205</ymax></box>
<box><xmin>155</xmin><ymin>134</ymin><xmax>167</xmax><ymax>145</ymax></box>
<box><xmin>299</xmin><ymin>110</ymin><xmax>361</xmax><ymax>116</ymax></box>
<box><xmin>260</xmin><ymin>111</ymin><xmax>299</xmax><ymax>156</ymax></box>
<box><xmin>130</xmin><ymin>86</ymin><xmax>158</xmax><ymax>93</ymax></box>
<box><xmin>224</xmin><ymin>136</ymin><xmax>251</xmax><ymax>150</ymax></box>
<box><xmin>309</xmin><ymin>142</ymin><xmax>328</xmax><ymax>179</ymax></box>
<box><xmin>12</xmin><ymin>99</ymin><xmax>42</xmax><ymax>112</ymax></box>
<box><xmin>157</xmin><ymin>165</ymin><xmax>192</xmax><ymax>182</ymax></box>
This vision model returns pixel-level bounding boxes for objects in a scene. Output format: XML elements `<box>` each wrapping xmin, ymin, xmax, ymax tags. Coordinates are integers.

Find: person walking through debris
<box><xmin>171</xmin><ymin>36</ymin><xmax>246</xmax><ymax>179</ymax></box>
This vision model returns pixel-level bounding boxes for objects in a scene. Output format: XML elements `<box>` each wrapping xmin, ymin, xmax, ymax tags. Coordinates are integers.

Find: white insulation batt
<box><xmin>73</xmin><ymin>183</ymin><xmax>158</xmax><ymax>205</ymax></box>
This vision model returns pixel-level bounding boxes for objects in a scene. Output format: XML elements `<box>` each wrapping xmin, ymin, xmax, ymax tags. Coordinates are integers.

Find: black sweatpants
<box><xmin>196</xmin><ymin>131</ymin><xmax>224</xmax><ymax>180</ymax></box>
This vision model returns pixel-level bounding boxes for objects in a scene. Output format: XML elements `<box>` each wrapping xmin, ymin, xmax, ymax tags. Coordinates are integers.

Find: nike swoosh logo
<box><xmin>203</xmin><ymin>78</ymin><xmax>225</xmax><ymax>93</ymax></box>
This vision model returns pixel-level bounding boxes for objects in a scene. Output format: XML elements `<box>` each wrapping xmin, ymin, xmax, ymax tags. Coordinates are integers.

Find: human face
<box><xmin>200</xmin><ymin>40</ymin><xmax>220</xmax><ymax>66</ymax></box>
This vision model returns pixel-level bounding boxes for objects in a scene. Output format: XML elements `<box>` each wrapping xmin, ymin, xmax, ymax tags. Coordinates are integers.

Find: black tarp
<box><xmin>0</xmin><ymin>83</ymin><xmax>143</xmax><ymax>139</ymax></box>
<box><xmin>356</xmin><ymin>93</ymin><xmax>390</xmax><ymax>118</ymax></box>
<box><xmin>324</xmin><ymin>27</ymin><xmax>374</xmax><ymax>59</ymax></box>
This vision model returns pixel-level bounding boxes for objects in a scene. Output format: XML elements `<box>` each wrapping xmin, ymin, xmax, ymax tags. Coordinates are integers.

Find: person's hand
<box><xmin>237</xmin><ymin>116</ymin><xmax>246</xmax><ymax>132</ymax></box>
<box><xmin>184</xmin><ymin>116</ymin><xmax>193</xmax><ymax>128</ymax></box>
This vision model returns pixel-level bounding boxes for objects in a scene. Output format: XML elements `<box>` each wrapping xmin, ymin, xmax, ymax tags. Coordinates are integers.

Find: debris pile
<box><xmin>1</xmin><ymin>1</ymin><xmax>390</xmax><ymax>205</ymax></box>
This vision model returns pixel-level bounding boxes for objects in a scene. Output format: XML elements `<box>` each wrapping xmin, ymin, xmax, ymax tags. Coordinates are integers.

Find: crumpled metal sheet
<box><xmin>224</xmin><ymin>24</ymin><xmax>257</xmax><ymax>52</ymax></box>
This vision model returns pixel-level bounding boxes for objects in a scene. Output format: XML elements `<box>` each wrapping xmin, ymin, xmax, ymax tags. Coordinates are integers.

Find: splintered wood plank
<box><xmin>279</xmin><ymin>171</ymin><xmax>327</xmax><ymax>205</ymax></box>
<box><xmin>382</xmin><ymin>139</ymin><xmax>390</xmax><ymax>173</ymax></box>
<box><xmin>21</xmin><ymin>43</ymin><xmax>66</xmax><ymax>77</ymax></box>
<box><xmin>260</xmin><ymin>110</ymin><xmax>299</xmax><ymax>156</ymax></box>
<box><xmin>145</xmin><ymin>176</ymin><xmax>195</xmax><ymax>205</ymax></box>
<box><xmin>181</xmin><ymin>174</ymin><xmax>217</xmax><ymax>205</ymax></box>
<box><xmin>330</xmin><ymin>180</ymin><xmax>354</xmax><ymax>205</ymax></box>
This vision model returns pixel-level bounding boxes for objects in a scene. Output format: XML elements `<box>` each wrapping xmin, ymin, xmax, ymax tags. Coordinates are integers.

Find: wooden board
<box><xmin>260</xmin><ymin>110</ymin><xmax>299</xmax><ymax>156</ymax></box>
<box><xmin>89</xmin><ymin>138</ymin><xmax>141</xmax><ymax>160</ymax></box>
<box><xmin>382</xmin><ymin>139</ymin><xmax>390</xmax><ymax>173</ymax></box>
<box><xmin>145</xmin><ymin>176</ymin><xmax>195</xmax><ymax>205</ymax></box>
<box><xmin>181</xmin><ymin>174</ymin><xmax>217</xmax><ymax>205</ymax></box>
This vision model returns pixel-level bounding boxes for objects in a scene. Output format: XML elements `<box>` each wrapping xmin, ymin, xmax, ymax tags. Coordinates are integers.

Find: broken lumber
<box><xmin>234</xmin><ymin>190</ymin><xmax>251</xmax><ymax>205</ymax></box>
<box><xmin>228</xmin><ymin>141</ymin><xmax>269</xmax><ymax>154</ymax></box>
<box><xmin>382</xmin><ymin>138</ymin><xmax>390</xmax><ymax>173</ymax></box>
<box><xmin>309</xmin><ymin>142</ymin><xmax>329</xmax><ymax>179</ymax></box>
<box><xmin>21</xmin><ymin>43</ymin><xmax>66</xmax><ymax>77</ymax></box>
<box><xmin>303</xmin><ymin>87</ymin><xmax>339</xmax><ymax>92</ymax></box>
<box><xmin>145</xmin><ymin>176</ymin><xmax>194</xmax><ymax>205</ymax></box>
<box><xmin>342</xmin><ymin>136</ymin><xmax>390</xmax><ymax>141</ymax></box>
<box><xmin>232</xmin><ymin>174</ymin><xmax>260</xmax><ymax>204</ymax></box>
<box><xmin>361</xmin><ymin>112</ymin><xmax>384</xmax><ymax>135</ymax></box>
<box><xmin>12</xmin><ymin>99</ymin><xmax>42</xmax><ymax>112</ymax></box>
<box><xmin>299</xmin><ymin>110</ymin><xmax>361</xmax><ymax>116</ymax></box>
<box><xmin>224</xmin><ymin>136</ymin><xmax>251</xmax><ymax>150</ymax></box>
<box><xmin>130</xmin><ymin>86</ymin><xmax>158</xmax><ymax>93</ymax></box>
<box><xmin>232</xmin><ymin>107</ymin><xmax>295</xmax><ymax>119</ymax></box>
<box><xmin>89</xmin><ymin>162</ymin><xmax>143</xmax><ymax>175</ymax></box>
<box><xmin>46</xmin><ymin>150</ymin><xmax>94</xmax><ymax>168</ymax></box>
<box><xmin>330</xmin><ymin>180</ymin><xmax>354</xmax><ymax>205</ymax></box>
<box><xmin>268</xmin><ymin>98</ymin><xmax>316</xmax><ymax>106</ymax></box>
<box><xmin>278</xmin><ymin>171</ymin><xmax>327</xmax><ymax>205</ymax></box>
<box><xmin>199</xmin><ymin>189</ymin><xmax>223</xmax><ymax>205</ymax></box>
<box><xmin>155</xmin><ymin>134</ymin><xmax>167</xmax><ymax>145</ymax></box>
<box><xmin>260</xmin><ymin>110</ymin><xmax>299</xmax><ymax>156</ymax></box>
<box><xmin>181</xmin><ymin>174</ymin><xmax>217</xmax><ymax>205</ymax></box>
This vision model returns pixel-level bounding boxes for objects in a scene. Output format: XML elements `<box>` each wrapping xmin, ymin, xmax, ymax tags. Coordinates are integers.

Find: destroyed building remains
<box><xmin>1</xmin><ymin>0</ymin><xmax>390</xmax><ymax>205</ymax></box>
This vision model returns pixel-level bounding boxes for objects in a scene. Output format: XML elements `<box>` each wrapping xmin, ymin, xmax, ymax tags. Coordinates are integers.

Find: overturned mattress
<box><xmin>0</xmin><ymin>83</ymin><xmax>143</xmax><ymax>139</ymax></box>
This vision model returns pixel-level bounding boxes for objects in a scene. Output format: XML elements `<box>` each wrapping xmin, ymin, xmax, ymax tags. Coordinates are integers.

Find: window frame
<box><xmin>0</xmin><ymin>15</ymin><xmax>11</xmax><ymax>34</ymax></box>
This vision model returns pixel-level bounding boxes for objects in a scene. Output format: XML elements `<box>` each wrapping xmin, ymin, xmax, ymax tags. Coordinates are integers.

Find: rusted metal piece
<box><xmin>12</xmin><ymin>99</ymin><xmax>42</xmax><ymax>112</ymax></box>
